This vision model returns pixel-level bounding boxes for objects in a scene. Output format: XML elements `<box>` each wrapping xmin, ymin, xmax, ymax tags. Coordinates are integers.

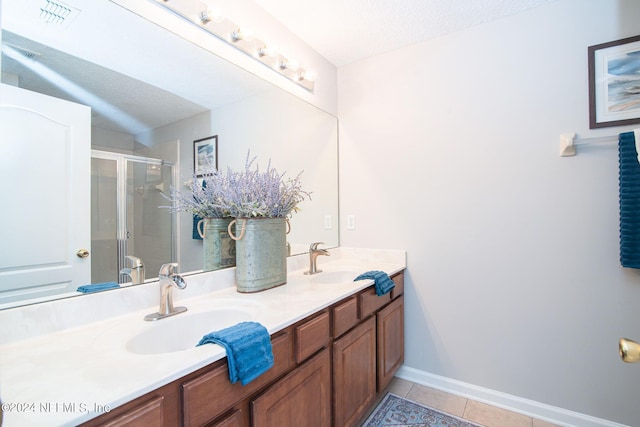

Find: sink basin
<box><xmin>126</xmin><ymin>307</ymin><xmax>255</xmax><ymax>355</ymax></box>
<box><xmin>310</xmin><ymin>270</ymin><xmax>361</xmax><ymax>285</ymax></box>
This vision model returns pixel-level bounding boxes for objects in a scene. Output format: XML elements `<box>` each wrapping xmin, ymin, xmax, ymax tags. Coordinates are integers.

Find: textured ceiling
<box><xmin>1</xmin><ymin>0</ymin><xmax>558</xmax><ymax>134</ymax></box>
<box><xmin>1</xmin><ymin>0</ymin><xmax>269</xmax><ymax>135</ymax></box>
<box><xmin>2</xmin><ymin>32</ymin><xmax>208</xmax><ymax>134</ymax></box>
<box><xmin>253</xmin><ymin>0</ymin><xmax>557</xmax><ymax>66</ymax></box>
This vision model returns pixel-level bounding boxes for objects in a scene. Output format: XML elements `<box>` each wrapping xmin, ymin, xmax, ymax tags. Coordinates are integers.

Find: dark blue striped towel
<box><xmin>619</xmin><ymin>132</ymin><xmax>640</xmax><ymax>269</ymax></box>
<box><xmin>193</xmin><ymin>214</ymin><xmax>203</xmax><ymax>240</ymax></box>
<box><xmin>354</xmin><ymin>270</ymin><xmax>395</xmax><ymax>296</ymax></box>
<box><xmin>77</xmin><ymin>281</ymin><xmax>120</xmax><ymax>293</ymax></box>
<box><xmin>197</xmin><ymin>321</ymin><xmax>274</xmax><ymax>385</ymax></box>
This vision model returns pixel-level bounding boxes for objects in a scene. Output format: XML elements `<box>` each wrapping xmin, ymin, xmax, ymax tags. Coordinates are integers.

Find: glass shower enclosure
<box><xmin>91</xmin><ymin>150</ymin><xmax>176</xmax><ymax>284</ymax></box>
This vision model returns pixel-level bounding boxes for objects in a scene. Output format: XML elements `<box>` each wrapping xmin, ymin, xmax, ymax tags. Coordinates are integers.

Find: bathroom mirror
<box><xmin>0</xmin><ymin>0</ymin><xmax>338</xmax><ymax>309</ymax></box>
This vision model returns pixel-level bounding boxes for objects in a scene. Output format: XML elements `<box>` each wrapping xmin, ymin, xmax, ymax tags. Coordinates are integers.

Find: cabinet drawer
<box><xmin>100</xmin><ymin>396</ymin><xmax>164</xmax><ymax>427</ymax></box>
<box><xmin>332</xmin><ymin>296</ymin><xmax>358</xmax><ymax>338</ymax></box>
<box><xmin>359</xmin><ymin>288</ymin><xmax>391</xmax><ymax>319</ymax></box>
<box><xmin>210</xmin><ymin>409</ymin><xmax>244</xmax><ymax>427</ymax></box>
<box><xmin>390</xmin><ymin>271</ymin><xmax>404</xmax><ymax>299</ymax></box>
<box><xmin>295</xmin><ymin>310</ymin><xmax>330</xmax><ymax>363</ymax></box>
<box><xmin>182</xmin><ymin>330</ymin><xmax>293</xmax><ymax>427</ymax></box>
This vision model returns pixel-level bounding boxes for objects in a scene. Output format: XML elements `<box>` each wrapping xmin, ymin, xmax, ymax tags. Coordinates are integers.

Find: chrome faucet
<box><xmin>144</xmin><ymin>263</ymin><xmax>187</xmax><ymax>321</ymax></box>
<box><xmin>120</xmin><ymin>255</ymin><xmax>145</xmax><ymax>285</ymax></box>
<box><xmin>304</xmin><ymin>242</ymin><xmax>330</xmax><ymax>275</ymax></box>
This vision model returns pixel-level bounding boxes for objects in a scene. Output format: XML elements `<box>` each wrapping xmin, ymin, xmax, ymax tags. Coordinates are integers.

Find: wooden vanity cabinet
<box><xmin>80</xmin><ymin>382</ymin><xmax>181</xmax><ymax>427</ymax></box>
<box><xmin>332</xmin><ymin>271</ymin><xmax>405</xmax><ymax>427</ymax></box>
<box><xmin>81</xmin><ymin>272</ymin><xmax>404</xmax><ymax>427</ymax></box>
<box><xmin>251</xmin><ymin>348</ymin><xmax>332</xmax><ymax>427</ymax></box>
<box><xmin>332</xmin><ymin>317</ymin><xmax>377</xmax><ymax>427</ymax></box>
<box><xmin>209</xmin><ymin>409</ymin><xmax>244</xmax><ymax>427</ymax></box>
<box><xmin>377</xmin><ymin>295</ymin><xmax>404</xmax><ymax>391</ymax></box>
<box><xmin>182</xmin><ymin>328</ymin><xmax>294</xmax><ymax>427</ymax></box>
<box><xmin>294</xmin><ymin>310</ymin><xmax>330</xmax><ymax>363</ymax></box>
<box><xmin>251</xmin><ymin>310</ymin><xmax>332</xmax><ymax>427</ymax></box>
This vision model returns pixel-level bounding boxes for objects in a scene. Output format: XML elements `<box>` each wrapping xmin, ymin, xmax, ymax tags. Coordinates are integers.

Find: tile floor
<box><xmin>363</xmin><ymin>377</ymin><xmax>562</xmax><ymax>427</ymax></box>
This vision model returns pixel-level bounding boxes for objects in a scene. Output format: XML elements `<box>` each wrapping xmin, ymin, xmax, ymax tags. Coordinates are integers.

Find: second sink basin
<box><xmin>126</xmin><ymin>306</ymin><xmax>256</xmax><ymax>355</ymax></box>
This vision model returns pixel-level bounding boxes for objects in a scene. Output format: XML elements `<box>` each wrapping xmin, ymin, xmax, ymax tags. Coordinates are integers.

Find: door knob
<box><xmin>76</xmin><ymin>249</ymin><xmax>90</xmax><ymax>258</ymax></box>
<box><xmin>619</xmin><ymin>338</ymin><xmax>640</xmax><ymax>363</ymax></box>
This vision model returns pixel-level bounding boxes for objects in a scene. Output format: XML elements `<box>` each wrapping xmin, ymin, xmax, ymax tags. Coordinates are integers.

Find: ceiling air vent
<box><xmin>2</xmin><ymin>43</ymin><xmax>42</xmax><ymax>61</ymax></box>
<box><xmin>38</xmin><ymin>0</ymin><xmax>80</xmax><ymax>28</ymax></box>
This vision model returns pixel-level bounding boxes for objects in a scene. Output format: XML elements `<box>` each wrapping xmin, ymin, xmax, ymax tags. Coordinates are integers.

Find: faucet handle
<box><xmin>310</xmin><ymin>242</ymin><xmax>325</xmax><ymax>251</ymax></box>
<box><xmin>159</xmin><ymin>263</ymin><xmax>179</xmax><ymax>277</ymax></box>
<box><xmin>125</xmin><ymin>255</ymin><xmax>143</xmax><ymax>268</ymax></box>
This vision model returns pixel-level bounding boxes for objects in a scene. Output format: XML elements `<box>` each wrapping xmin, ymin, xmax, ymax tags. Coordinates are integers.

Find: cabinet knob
<box><xmin>76</xmin><ymin>249</ymin><xmax>90</xmax><ymax>258</ymax></box>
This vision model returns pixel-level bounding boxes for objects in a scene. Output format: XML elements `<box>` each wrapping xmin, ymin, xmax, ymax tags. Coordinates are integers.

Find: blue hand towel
<box><xmin>193</xmin><ymin>214</ymin><xmax>203</xmax><ymax>240</ymax></box>
<box><xmin>619</xmin><ymin>132</ymin><xmax>640</xmax><ymax>268</ymax></box>
<box><xmin>76</xmin><ymin>281</ymin><xmax>120</xmax><ymax>293</ymax></box>
<box><xmin>197</xmin><ymin>321</ymin><xmax>274</xmax><ymax>386</ymax></box>
<box><xmin>354</xmin><ymin>270</ymin><xmax>395</xmax><ymax>296</ymax></box>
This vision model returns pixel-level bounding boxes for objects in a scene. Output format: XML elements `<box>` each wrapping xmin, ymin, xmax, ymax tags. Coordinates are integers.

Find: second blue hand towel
<box><xmin>354</xmin><ymin>270</ymin><xmax>395</xmax><ymax>296</ymax></box>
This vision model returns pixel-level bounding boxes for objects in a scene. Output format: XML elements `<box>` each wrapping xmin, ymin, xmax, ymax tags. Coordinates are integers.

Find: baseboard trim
<box><xmin>395</xmin><ymin>366</ymin><xmax>628</xmax><ymax>427</ymax></box>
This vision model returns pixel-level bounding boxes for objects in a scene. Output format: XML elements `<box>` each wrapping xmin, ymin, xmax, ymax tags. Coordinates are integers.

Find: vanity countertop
<box><xmin>0</xmin><ymin>247</ymin><xmax>405</xmax><ymax>426</ymax></box>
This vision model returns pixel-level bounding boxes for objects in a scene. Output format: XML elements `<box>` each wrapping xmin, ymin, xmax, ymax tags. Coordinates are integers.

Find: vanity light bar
<box><xmin>151</xmin><ymin>0</ymin><xmax>315</xmax><ymax>92</ymax></box>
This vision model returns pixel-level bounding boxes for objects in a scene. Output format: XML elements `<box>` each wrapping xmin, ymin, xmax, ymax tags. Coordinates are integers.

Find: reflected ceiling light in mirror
<box><xmin>152</xmin><ymin>0</ymin><xmax>315</xmax><ymax>92</ymax></box>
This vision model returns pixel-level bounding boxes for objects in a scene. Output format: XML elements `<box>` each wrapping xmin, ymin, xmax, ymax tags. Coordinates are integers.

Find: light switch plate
<box><xmin>346</xmin><ymin>215</ymin><xmax>356</xmax><ymax>230</ymax></box>
<box><xmin>324</xmin><ymin>215</ymin><xmax>332</xmax><ymax>230</ymax></box>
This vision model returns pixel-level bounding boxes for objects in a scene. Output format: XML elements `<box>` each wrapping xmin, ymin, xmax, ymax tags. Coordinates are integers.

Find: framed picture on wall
<box><xmin>193</xmin><ymin>135</ymin><xmax>218</xmax><ymax>176</ymax></box>
<box><xmin>589</xmin><ymin>35</ymin><xmax>640</xmax><ymax>128</ymax></box>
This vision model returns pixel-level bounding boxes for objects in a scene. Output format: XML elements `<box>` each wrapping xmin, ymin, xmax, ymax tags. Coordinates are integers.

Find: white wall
<box><xmin>138</xmin><ymin>87</ymin><xmax>339</xmax><ymax>273</ymax></box>
<box><xmin>338</xmin><ymin>0</ymin><xmax>640</xmax><ymax>425</ymax></box>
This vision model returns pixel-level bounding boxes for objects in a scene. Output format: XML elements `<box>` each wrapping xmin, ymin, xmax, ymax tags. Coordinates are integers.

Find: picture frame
<box><xmin>589</xmin><ymin>35</ymin><xmax>640</xmax><ymax>128</ymax></box>
<box><xmin>193</xmin><ymin>135</ymin><xmax>218</xmax><ymax>176</ymax></box>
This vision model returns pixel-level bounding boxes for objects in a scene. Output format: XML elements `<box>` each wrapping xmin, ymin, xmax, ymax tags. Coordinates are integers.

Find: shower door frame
<box><xmin>91</xmin><ymin>150</ymin><xmax>177</xmax><ymax>284</ymax></box>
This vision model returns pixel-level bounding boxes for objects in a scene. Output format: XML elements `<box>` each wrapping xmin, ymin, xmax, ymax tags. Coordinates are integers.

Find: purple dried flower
<box><xmin>167</xmin><ymin>151</ymin><xmax>311</xmax><ymax>219</ymax></box>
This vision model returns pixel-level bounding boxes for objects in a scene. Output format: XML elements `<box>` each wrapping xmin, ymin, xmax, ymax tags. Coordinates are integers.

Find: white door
<box><xmin>0</xmin><ymin>83</ymin><xmax>91</xmax><ymax>305</ymax></box>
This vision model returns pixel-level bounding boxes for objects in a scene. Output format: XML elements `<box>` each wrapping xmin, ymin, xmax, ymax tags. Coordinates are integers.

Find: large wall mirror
<box><xmin>0</xmin><ymin>0</ymin><xmax>339</xmax><ymax>309</ymax></box>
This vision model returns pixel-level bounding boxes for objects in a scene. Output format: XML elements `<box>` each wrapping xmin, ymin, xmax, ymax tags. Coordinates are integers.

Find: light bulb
<box><xmin>198</xmin><ymin>6</ymin><xmax>221</xmax><ymax>25</ymax></box>
<box><xmin>231</xmin><ymin>27</ymin><xmax>254</xmax><ymax>42</ymax></box>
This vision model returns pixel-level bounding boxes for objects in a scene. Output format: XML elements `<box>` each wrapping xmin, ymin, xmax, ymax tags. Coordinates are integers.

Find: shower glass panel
<box><xmin>91</xmin><ymin>150</ymin><xmax>175</xmax><ymax>284</ymax></box>
<box><xmin>91</xmin><ymin>156</ymin><xmax>118</xmax><ymax>284</ymax></box>
<box><xmin>125</xmin><ymin>159</ymin><xmax>174</xmax><ymax>281</ymax></box>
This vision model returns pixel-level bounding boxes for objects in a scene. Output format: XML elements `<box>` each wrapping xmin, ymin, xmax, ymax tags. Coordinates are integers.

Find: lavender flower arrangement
<box><xmin>169</xmin><ymin>151</ymin><xmax>310</xmax><ymax>219</ymax></box>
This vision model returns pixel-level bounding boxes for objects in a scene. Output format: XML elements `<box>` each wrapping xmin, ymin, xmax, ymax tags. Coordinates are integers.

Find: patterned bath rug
<box><xmin>362</xmin><ymin>393</ymin><xmax>483</xmax><ymax>427</ymax></box>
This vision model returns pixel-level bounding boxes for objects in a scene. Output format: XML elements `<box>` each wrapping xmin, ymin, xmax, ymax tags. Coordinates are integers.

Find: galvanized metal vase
<box><xmin>229</xmin><ymin>217</ymin><xmax>287</xmax><ymax>293</ymax></box>
<box><xmin>197</xmin><ymin>218</ymin><xmax>236</xmax><ymax>271</ymax></box>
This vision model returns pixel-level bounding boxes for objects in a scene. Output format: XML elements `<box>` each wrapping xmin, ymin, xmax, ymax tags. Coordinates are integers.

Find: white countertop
<box><xmin>0</xmin><ymin>247</ymin><xmax>405</xmax><ymax>426</ymax></box>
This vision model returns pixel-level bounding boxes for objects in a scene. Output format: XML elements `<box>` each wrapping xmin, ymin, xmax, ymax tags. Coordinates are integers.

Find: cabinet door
<box><xmin>99</xmin><ymin>397</ymin><xmax>164</xmax><ymax>427</ymax></box>
<box><xmin>377</xmin><ymin>295</ymin><xmax>404</xmax><ymax>391</ymax></box>
<box><xmin>333</xmin><ymin>316</ymin><xmax>376</xmax><ymax>427</ymax></box>
<box><xmin>252</xmin><ymin>348</ymin><xmax>331</xmax><ymax>427</ymax></box>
